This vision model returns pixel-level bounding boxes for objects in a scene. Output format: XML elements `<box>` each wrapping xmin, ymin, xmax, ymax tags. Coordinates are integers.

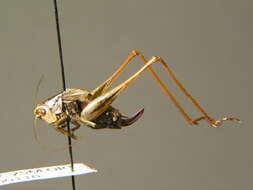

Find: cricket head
<box><xmin>33</xmin><ymin>94</ymin><xmax>63</xmax><ymax>124</ymax></box>
<box><xmin>33</xmin><ymin>103</ymin><xmax>58</xmax><ymax>124</ymax></box>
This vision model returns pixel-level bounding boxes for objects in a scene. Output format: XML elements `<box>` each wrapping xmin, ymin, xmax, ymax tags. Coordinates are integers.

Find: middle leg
<box><xmin>54</xmin><ymin>125</ymin><xmax>77</xmax><ymax>139</ymax></box>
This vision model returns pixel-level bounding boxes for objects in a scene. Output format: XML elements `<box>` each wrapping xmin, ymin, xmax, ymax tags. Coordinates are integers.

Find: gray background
<box><xmin>0</xmin><ymin>0</ymin><xmax>252</xmax><ymax>190</ymax></box>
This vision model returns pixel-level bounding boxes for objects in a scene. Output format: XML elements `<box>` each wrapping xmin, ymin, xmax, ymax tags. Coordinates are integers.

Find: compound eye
<box><xmin>35</xmin><ymin>107</ymin><xmax>46</xmax><ymax>117</ymax></box>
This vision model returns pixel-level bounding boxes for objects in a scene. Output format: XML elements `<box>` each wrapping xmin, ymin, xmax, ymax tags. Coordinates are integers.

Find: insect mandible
<box><xmin>33</xmin><ymin>50</ymin><xmax>240</xmax><ymax>139</ymax></box>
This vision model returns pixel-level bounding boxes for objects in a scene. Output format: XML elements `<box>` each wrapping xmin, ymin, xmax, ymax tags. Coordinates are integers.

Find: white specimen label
<box><xmin>0</xmin><ymin>163</ymin><xmax>97</xmax><ymax>186</ymax></box>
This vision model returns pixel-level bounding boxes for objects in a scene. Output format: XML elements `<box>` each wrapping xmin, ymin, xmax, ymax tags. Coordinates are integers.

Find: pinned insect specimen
<box><xmin>33</xmin><ymin>50</ymin><xmax>239</xmax><ymax>139</ymax></box>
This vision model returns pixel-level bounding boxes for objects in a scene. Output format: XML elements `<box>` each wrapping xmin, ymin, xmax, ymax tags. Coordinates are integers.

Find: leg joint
<box><xmin>150</xmin><ymin>56</ymin><xmax>161</xmax><ymax>62</ymax></box>
<box><xmin>131</xmin><ymin>50</ymin><xmax>141</xmax><ymax>56</ymax></box>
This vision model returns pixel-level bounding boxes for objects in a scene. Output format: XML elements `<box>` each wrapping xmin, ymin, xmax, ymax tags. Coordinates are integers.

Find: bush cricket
<box><xmin>33</xmin><ymin>50</ymin><xmax>239</xmax><ymax>139</ymax></box>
